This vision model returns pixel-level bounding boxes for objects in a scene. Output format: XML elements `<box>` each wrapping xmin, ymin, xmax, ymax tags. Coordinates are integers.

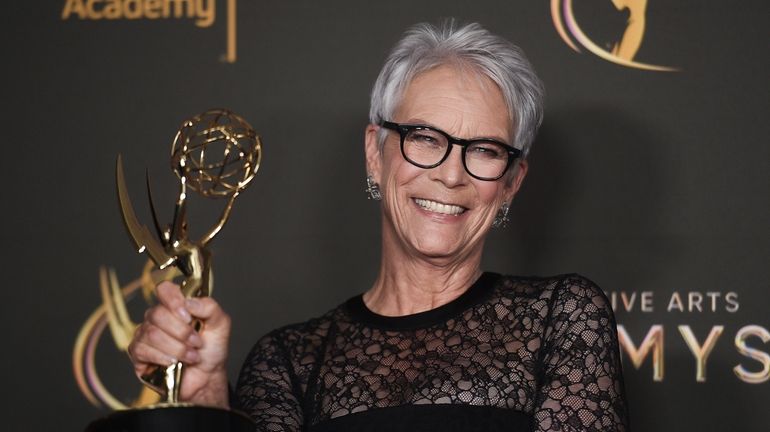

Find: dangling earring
<box><xmin>365</xmin><ymin>175</ymin><xmax>382</xmax><ymax>201</ymax></box>
<box><xmin>492</xmin><ymin>202</ymin><xmax>510</xmax><ymax>228</ymax></box>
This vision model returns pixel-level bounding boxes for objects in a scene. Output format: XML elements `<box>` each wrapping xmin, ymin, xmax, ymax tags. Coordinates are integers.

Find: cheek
<box><xmin>474</xmin><ymin>180</ymin><xmax>506</xmax><ymax>207</ymax></box>
<box><xmin>471</xmin><ymin>181</ymin><xmax>509</xmax><ymax>230</ymax></box>
<box><xmin>380</xmin><ymin>150</ymin><xmax>421</xmax><ymax>190</ymax></box>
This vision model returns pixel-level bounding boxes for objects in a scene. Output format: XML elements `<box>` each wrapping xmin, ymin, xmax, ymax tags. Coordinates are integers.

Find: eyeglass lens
<box><xmin>402</xmin><ymin>128</ymin><xmax>509</xmax><ymax>179</ymax></box>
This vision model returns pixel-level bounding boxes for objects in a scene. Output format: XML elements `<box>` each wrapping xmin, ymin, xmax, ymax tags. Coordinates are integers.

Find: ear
<box><xmin>503</xmin><ymin>158</ymin><xmax>528</xmax><ymax>203</ymax></box>
<box><xmin>364</xmin><ymin>124</ymin><xmax>382</xmax><ymax>183</ymax></box>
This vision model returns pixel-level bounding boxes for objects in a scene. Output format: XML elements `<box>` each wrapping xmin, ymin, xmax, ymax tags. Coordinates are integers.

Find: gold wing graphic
<box><xmin>99</xmin><ymin>266</ymin><xmax>136</xmax><ymax>350</ymax></box>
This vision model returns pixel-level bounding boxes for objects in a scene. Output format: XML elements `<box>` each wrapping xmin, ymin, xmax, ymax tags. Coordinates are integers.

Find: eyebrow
<box><xmin>402</xmin><ymin>118</ymin><xmax>511</xmax><ymax>145</ymax></box>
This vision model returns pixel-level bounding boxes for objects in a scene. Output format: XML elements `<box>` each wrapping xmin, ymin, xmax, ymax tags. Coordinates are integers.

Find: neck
<box><xmin>363</xmin><ymin>222</ymin><xmax>485</xmax><ymax>316</ymax></box>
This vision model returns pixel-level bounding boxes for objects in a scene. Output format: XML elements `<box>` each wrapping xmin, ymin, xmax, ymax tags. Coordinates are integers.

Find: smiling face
<box><xmin>365</xmin><ymin>65</ymin><xmax>528</xmax><ymax>265</ymax></box>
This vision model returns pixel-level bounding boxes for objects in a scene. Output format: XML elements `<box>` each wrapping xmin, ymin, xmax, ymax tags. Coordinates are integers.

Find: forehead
<box><xmin>394</xmin><ymin>65</ymin><xmax>511</xmax><ymax>141</ymax></box>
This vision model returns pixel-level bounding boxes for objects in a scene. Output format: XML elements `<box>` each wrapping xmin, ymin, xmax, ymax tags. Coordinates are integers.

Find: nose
<box><xmin>429</xmin><ymin>144</ymin><xmax>467</xmax><ymax>187</ymax></box>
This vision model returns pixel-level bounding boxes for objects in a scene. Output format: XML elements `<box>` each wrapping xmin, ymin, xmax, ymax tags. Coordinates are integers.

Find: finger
<box><xmin>142</xmin><ymin>324</ymin><xmax>201</xmax><ymax>364</ymax></box>
<box><xmin>130</xmin><ymin>343</ymin><xmax>198</xmax><ymax>376</ymax></box>
<box><xmin>155</xmin><ymin>281</ymin><xmax>191</xmax><ymax>323</ymax></box>
<box><xmin>128</xmin><ymin>336</ymin><xmax>178</xmax><ymax>368</ymax></box>
<box><xmin>185</xmin><ymin>297</ymin><xmax>231</xmax><ymax>329</ymax></box>
<box><xmin>144</xmin><ymin>306</ymin><xmax>203</xmax><ymax>348</ymax></box>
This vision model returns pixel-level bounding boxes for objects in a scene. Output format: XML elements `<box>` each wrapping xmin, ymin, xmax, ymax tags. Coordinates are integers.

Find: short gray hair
<box><xmin>369</xmin><ymin>21</ymin><xmax>544</xmax><ymax>157</ymax></box>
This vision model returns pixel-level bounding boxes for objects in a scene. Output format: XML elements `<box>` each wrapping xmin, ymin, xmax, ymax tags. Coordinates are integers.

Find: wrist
<box><xmin>192</xmin><ymin>367</ymin><xmax>231</xmax><ymax>409</ymax></box>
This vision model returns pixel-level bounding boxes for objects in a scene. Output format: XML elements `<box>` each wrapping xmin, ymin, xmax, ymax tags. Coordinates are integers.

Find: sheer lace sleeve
<box><xmin>236</xmin><ymin>329</ymin><xmax>303</xmax><ymax>432</ymax></box>
<box><xmin>534</xmin><ymin>275</ymin><xmax>628</xmax><ymax>431</ymax></box>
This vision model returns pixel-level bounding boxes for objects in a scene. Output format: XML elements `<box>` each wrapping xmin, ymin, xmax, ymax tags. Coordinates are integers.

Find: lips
<box><xmin>413</xmin><ymin>198</ymin><xmax>467</xmax><ymax>215</ymax></box>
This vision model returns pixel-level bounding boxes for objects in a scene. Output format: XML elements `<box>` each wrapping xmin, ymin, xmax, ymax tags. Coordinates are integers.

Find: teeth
<box><xmin>414</xmin><ymin>198</ymin><xmax>466</xmax><ymax>215</ymax></box>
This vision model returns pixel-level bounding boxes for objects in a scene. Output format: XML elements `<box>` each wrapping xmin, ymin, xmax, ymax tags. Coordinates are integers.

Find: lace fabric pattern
<box><xmin>236</xmin><ymin>274</ymin><xmax>628</xmax><ymax>431</ymax></box>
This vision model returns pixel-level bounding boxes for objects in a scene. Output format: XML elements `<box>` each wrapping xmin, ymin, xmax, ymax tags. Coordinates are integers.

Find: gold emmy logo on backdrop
<box><xmin>551</xmin><ymin>0</ymin><xmax>678</xmax><ymax>71</ymax></box>
<box><xmin>74</xmin><ymin>109</ymin><xmax>261</xmax><ymax>410</ymax></box>
<box><xmin>60</xmin><ymin>0</ymin><xmax>239</xmax><ymax>63</ymax></box>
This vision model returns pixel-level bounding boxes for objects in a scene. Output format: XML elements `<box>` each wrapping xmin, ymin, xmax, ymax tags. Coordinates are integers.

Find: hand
<box><xmin>127</xmin><ymin>281</ymin><xmax>231</xmax><ymax>408</ymax></box>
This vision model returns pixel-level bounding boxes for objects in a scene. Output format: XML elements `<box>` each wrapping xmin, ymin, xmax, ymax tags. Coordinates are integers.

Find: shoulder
<box><xmin>245</xmin><ymin>301</ymin><xmax>348</xmax><ymax>361</ymax></box>
<box><xmin>494</xmin><ymin>273</ymin><xmax>614</xmax><ymax>324</ymax></box>
<box><xmin>496</xmin><ymin>272</ymin><xmax>609</xmax><ymax>304</ymax></box>
<box><xmin>548</xmin><ymin>273</ymin><xmax>612</xmax><ymax>316</ymax></box>
<box><xmin>506</xmin><ymin>274</ymin><xmax>619</xmax><ymax>352</ymax></box>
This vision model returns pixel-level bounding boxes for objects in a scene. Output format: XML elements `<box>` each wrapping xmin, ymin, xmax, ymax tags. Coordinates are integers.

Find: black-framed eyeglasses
<box><xmin>380</xmin><ymin>121</ymin><xmax>521</xmax><ymax>181</ymax></box>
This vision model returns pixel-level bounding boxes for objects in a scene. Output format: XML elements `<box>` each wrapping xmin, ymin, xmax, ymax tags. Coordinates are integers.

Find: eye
<box><xmin>407</xmin><ymin>129</ymin><xmax>444</xmax><ymax>147</ymax></box>
<box><xmin>468</xmin><ymin>142</ymin><xmax>505</xmax><ymax>159</ymax></box>
<box><xmin>413</xmin><ymin>133</ymin><xmax>436</xmax><ymax>142</ymax></box>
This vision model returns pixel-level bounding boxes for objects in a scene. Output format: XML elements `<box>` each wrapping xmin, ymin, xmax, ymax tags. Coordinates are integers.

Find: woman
<box><xmin>128</xmin><ymin>21</ymin><xmax>628</xmax><ymax>431</ymax></box>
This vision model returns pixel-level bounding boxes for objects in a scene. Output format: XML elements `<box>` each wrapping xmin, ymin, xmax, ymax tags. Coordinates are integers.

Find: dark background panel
<box><xmin>1</xmin><ymin>1</ymin><xmax>767</xmax><ymax>431</ymax></box>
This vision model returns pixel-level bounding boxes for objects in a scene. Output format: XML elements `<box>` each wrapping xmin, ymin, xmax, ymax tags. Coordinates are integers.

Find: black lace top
<box><xmin>236</xmin><ymin>273</ymin><xmax>628</xmax><ymax>431</ymax></box>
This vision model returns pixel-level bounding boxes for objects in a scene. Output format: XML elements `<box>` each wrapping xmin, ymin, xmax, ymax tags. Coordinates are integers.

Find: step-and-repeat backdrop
<box><xmin>4</xmin><ymin>1</ymin><xmax>767</xmax><ymax>430</ymax></box>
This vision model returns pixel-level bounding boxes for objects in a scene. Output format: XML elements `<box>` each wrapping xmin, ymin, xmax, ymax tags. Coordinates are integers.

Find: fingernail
<box><xmin>187</xmin><ymin>332</ymin><xmax>203</xmax><ymax>347</ymax></box>
<box><xmin>165</xmin><ymin>355</ymin><xmax>178</xmax><ymax>366</ymax></box>
<box><xmin>185</xmin><ymin>299</ymin><xmax>201</xmax><ymax>310</ymax></box>
<box><xmin>184</xmin><ymin>350</ymin><xmax>199</xmax><ymax>363</ymax></box>
<box><xmin>177</xmin><ymin>307</ymin><xmax>191</xmax><ymax>323</ymax></box>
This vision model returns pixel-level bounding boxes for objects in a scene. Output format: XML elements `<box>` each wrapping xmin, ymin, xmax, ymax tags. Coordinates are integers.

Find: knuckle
<box><xmin>145</xmin><ymin>307</ymin><xmax>160</xmax><ymax>324</ymax></box>
<box><xmin>173</xmin><ymin>345</ymin><xmax>188</xmax><ymax>359</ymax></box>
<box><xmin>145</xmin><ymin>325</ymin><xmax>163</xmax><ymax>342</ymax></box>
<box><xmin>178</xmin><ymin>325</ymin><xmax>194</xmax><ymax>340</ymax></box>
<box><xmin>156</xmin><ymin>282</ymin><xmax>182</xmax><ymax>302</ymax></box>
<box><xmin>133</xmin><ymin>322</ymin><xmax>145</xmax><ymax>337</ymax></box>
<box><xmin>129</xmin><ymin>342</ymin><xmax>147</xmax><ymax>361</ymax></box>
<box><xmin>127</xmin><ymin>341</ymin><xmax>137</xmax><ymax>358</ymax></box>
<box><xmin>197</xmin><ymin>297</ymin><xmax>214</xmax><ymax>309</ymax></box>
<box><xmin>132</xmin><ymin>327</ymin><xmax>148</xmax><ymax>346</ymax></box>
<box><xmin>144</xmin><ymin>306</ymin><xmax>169</xmax><ymax>324</ymax></box>
<box><xmin>156</xmin><ymin>281</ymin><xmax>175</xmax><ymax>293</ymax></box>
<box><xmin>221</xmin><ymin>313</ymin><xmax>232</xmax><ymax>327</ymax></box>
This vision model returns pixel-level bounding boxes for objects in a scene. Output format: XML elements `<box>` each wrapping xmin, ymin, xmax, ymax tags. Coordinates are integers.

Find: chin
<box><xmin>410</xmin><ymin>234</ymin><xmax>469</xmax><ymax>260</ymax></box>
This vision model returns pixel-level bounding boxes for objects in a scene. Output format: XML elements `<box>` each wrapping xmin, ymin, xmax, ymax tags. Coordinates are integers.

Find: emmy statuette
<box><xmin>85</xmin><ymin>109</ymin><xmax>261</xmax><ymax>431</ymax></box>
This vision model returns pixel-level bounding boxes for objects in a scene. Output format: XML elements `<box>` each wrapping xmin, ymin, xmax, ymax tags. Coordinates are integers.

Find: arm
<box><xmin>534</xmin><ymin>275</ymin><xmax>628</xmax><ymax>431</ymax></box>
<box><xmin>236</xmin><ymin>329</ymin><xmax>304</xmax><ymax>431</ymax></box>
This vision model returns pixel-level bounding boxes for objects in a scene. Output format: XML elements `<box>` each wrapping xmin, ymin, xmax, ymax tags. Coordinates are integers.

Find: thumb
<box><xmin>185</xmin><ymin>297</ymin><xmax>231</xmax><ymax>331</ymax></box>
